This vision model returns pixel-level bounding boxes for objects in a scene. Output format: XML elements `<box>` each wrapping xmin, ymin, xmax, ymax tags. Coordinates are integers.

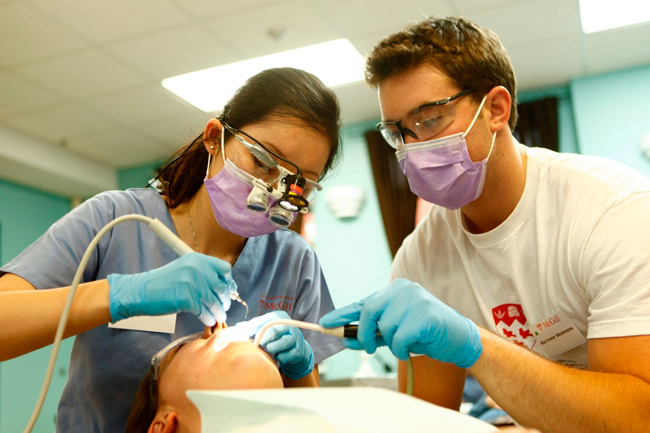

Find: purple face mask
<box><xmin>203</xmin><ymin>130</ymin><xmax>295</xmax><ymax>238</ymax></box>
<box><xmin>396</xmin><ymin>95</ymin><xmax>495</xmax><ymax>210</ymax></box>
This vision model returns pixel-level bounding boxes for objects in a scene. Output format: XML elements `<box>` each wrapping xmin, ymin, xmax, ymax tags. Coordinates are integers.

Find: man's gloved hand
<box><xmin>107</xmin><ymin>252</ymin><xmax>237</xmax><ymax>326</ymax></box>
<box><xmin>236</xmin><ymin>311</ymin><xmax>314</xmax><ymax>380</ymax></box>
<box><xmin>319</xmin><ymin>279</ymin><xmax>482</xmax><ymax>368</ymax></box>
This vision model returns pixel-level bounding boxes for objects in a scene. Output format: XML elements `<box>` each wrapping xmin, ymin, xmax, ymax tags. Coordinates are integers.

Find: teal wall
<box><xmin>118</xmin><ymin>160</ymin><xmax>162</xmax><ymax>190</ymax></box>
<box><xmin>0</xmin><ymin>180</ymin><xmax>73</xmax><ymax>433</ymax></box>
<box><xmin>309</xmin><ymin>121</ymin><xmax>397</xmax><ymax>379</ymax></box>
<box><xmin>570</xmin><ymin>64</ymin><xmax>650</xmax><ymax>177</ymax></box>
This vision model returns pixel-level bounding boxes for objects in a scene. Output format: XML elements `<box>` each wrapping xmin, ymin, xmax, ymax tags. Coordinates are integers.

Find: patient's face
<box><xmin>154</xmin><ymin>325</ymin><xmax>282</xmax><ymax>431</ymax></box>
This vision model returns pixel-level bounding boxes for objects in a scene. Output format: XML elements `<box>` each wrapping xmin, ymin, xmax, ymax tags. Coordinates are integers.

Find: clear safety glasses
<box><xmin>149</xmin><ymin>332</ymin><xmax>202</xmax><ymax>406</ymax></box>
<box><xmin>222</xmin><ymin>122</ymin><xmax>323</xmax><ymax>214</ymax></box>
<box><xmin>376</xmin><ymin>88</ymin><xmax>475</xmax><ymax>150</ymax></box>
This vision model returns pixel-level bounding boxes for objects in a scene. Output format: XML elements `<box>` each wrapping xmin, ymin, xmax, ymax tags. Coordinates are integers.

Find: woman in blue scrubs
<box><xmin>0</xmin><ymin>68</ymin><xmax>343</xmax><ymax>432</ymax></box>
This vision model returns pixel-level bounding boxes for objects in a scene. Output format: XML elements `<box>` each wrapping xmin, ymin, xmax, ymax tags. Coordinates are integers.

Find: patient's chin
<box><xmin>221</xmin><ymin>351</ymin><xmax>283</xmax><ymax>390</ymax></box>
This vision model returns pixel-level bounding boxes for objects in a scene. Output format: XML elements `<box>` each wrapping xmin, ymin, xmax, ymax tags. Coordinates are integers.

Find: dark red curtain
<box><xmin>365</xmin><ymin>130</ymin><xmax>418</xmax><ymax>257</ymax></box>
<box><xmin>514</xmin><ymin>97</ymin><xmax>559</xmax><ymax>151</ymax></box>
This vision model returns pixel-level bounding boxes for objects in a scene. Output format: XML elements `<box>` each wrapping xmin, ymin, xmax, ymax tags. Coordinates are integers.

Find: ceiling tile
<box><xmin>467</xmin><ymin>0</ymin><xmax>580</xmax><ymax>50</ymax></box>
<box><xmin>15</xmin><ymin>50</ymin><xmax>148</xmax><ymax>99</ymax></box>
<box><xmin>334</xmin><ymin>82</ymin><xmax>381</xmax><ymax>125</ymax></box>
<box><xmin>408</xmin><ymin>0</ymin><xmax>457</xmax><ymax>19</ymax></box>
<box><xmin>3</xmin><ymin>104</ymin><xmax>116</xmax><ymax>144</ymax></box>
<box><xmin>85</xmin><ymin>86</ymin><xmax>203</xmax><ymax>128</ymax></box>
<box><xmin>172</xmin><ymin>0</ymin><xmax>289</xmax><ymax>19</ymax></box>
<box><xmin>582</xmin><ymin>24</ymin><xmax>650</xmax><ymax>75</ymax></box>
<box><xmin>27</xmin><ymin>0</ymin><xmax>191</xmax><ymax>44</ymax></box>
<box><xmin>0</xmin><ymin>2</ymin><xmax>87</xmax><ymax>67</ymax></box>
<box><xmin>452</xmin><ymin>0</ymin><xmax>516</xmax><ymax>14</ymax></box>
<box><xmin>509</xmin><ymin>37</ymin><xmax>584</xmax><ymax>91</ymax></box>
<box><xmin>0</xmin><ymin>72</ymin><xmax>63</xmax><ymax>118</ymax></box>
<box><xmin>205</xmin><ymin>0</ymin><xmax>341</xmax><ymax>59</ymax></box>
<box><xmin>137</xmin><ymin>116</ymin><xmax>210</xmax><ymax>151</ymax></box>
<box><xmin>106</xmin><ymin>25</ymin><xmax>237</xmax><ymax>80</ymax></box>
<box><xmin>314</xmin><ymin>0</ymin><xmax>452</xmax><ymax>39</ymax></box>
<box><xmin>65</xmin><ymin>129</ymin><xmax>168</xmax><ymax>167</ymax></box>
<box><xmin>350</xmin><ymin>28</ymin><xmax>405</xmax><ymax>58</ymax></box>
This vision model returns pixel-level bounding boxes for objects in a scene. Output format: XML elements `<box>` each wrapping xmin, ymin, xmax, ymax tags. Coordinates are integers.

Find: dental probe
<box><xmin>252</xmin><ymin>319</ymin><xmax>414</xmax><ymax>396</ymax></box>
<box><xmin>153</xmin><ymin>223</ymin><xmax>249</xmax><ymax>317</ymax></box>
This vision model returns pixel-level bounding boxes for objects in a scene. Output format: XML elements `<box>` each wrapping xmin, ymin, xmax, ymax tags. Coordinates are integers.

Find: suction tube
<box><xmin>252</xmin><ymin>319</ymin><xmax>414</xmax><ymax>396</ymax></box>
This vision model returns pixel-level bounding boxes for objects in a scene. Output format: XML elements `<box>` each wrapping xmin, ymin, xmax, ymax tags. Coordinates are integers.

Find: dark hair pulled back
<box><xmin>157</xmin><ymin>68</ymin><xmax>341</xmax><ymax>209</ymax></box>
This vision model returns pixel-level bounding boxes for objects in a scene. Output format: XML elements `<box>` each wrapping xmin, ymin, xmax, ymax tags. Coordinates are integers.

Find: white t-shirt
<box><xmin>391</xmin><ymin>146</ymin><xmax>650</xmax><ymax>369</ymax></box>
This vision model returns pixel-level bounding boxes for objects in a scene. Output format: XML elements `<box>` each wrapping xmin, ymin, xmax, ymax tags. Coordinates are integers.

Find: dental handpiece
<box><xmin>231</xmin><ymin>293</ymin><xmax>248</xmax><ymax>318</ymax></box>
<box><xmin>252</xmin><ymin>320</ymin><xmax>381</xmax><ymax>346</ymax></box>
<box><xmin>149</xmin><ymin>219</ymin><xmax>248</xmax><ymax>317</ymax></box>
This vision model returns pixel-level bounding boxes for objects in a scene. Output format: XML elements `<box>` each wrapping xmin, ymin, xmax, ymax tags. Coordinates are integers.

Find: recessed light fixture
<box><xmin>162</xmin><ymin>39</ymin><xmax>365</xmax><ymax>113</ymax></box>
<box><xmin>579</xmin><ymin>0</ymin><xmax>650</xmax><ymax>34</ymax></box>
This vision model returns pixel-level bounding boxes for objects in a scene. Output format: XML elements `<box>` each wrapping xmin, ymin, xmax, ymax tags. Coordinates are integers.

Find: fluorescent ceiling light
<box><xmin>162</xmin><ymin>39</ymin><xmax>365</xmax><ymax>113</ymax></box>
<box><xmin>579</xmin><ymin>0</ymin><xmax>650</xmax><ymax>34</ymax></box>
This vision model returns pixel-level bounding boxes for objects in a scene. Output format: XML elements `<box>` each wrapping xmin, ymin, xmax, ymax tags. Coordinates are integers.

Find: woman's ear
<box><xmin>148</xmin><ymin>411</ymin><xmax>179</xmax><ymax>433</ymax></box>
<box><xmin>485</xmin><ymin>86</ymin><xmax>511</xmax><ymax>133</ymax></box>
<box><xmin>203</xmin><ymin>118</ymin><xmax>223</xmax><ymax>155</ymax></box>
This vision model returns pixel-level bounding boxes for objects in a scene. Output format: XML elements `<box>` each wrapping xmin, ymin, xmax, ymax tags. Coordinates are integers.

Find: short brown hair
<box><xmin>366</xmin><ymin>17</ymin><xmax>518</xmax><ymax>129</ymax></box>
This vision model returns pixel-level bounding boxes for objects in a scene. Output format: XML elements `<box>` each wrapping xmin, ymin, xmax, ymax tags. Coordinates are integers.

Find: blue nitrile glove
<box><xmin>236</xmin><ymin>311</ymin><xmax>314</xmax><ymax>380</ymax></box>
<box><xmin>107</xmin><ymin>252</ymin><xmax>237</xmax><ymax>326</ymax></box>
<box><xmin>319</xmin><ymin>279</ymin><xmax>482</xmax><ymax>368</ymax></box>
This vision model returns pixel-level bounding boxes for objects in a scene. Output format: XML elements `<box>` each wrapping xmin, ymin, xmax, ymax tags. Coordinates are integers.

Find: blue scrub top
<box><xmin>1</xmin><ymin>188</ymin><xmax>343</xmax><ymax>432</ymax></box>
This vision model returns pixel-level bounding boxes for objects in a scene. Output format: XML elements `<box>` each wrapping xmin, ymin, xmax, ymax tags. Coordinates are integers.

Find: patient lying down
<box><xmin>126</xmin><ymin>323</ymin><xmax>283</xmax><ymax>433</ymax></box>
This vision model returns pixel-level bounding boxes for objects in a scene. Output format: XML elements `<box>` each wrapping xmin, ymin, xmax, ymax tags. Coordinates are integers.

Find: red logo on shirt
<box><xmin>257</xmin><ymin>294</ymin><xmax>294</xmax><ymax>315</ymax></box>
<box><xmin>492</xmin><ymin>304</ymin><xmax>536</xmax><ymax>350</ymax></box>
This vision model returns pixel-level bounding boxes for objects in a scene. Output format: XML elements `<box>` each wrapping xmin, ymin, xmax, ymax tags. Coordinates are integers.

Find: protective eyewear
<box><xmin>376</xmin><ymin>88</ymin><xmax>475</xmax><ymax>150</ymax></box>
<box><xmin>149</xmin><ymin>332</ymin><xmax>202</xmax><ymax>408</ymax></box>
<box><xmin>222</xmin><ymin>122</ymin><xmax>323</xmax><ymax>216</ymax></box>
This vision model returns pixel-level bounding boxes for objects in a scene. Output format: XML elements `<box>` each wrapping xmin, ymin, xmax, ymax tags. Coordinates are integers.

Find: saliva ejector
<box><xmin>251</xmin><ymin>318</ymin><xmax>415</xmax><ymax>397</ymax></box>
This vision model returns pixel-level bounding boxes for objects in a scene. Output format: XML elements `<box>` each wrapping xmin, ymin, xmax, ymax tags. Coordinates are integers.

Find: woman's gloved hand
<box><xmin>107</xmin><ymin>252</ymin><xmax>237</xmax><ymax>326</ymax></box>
<box><xmin>319</xmin><ymin>279</ymin><xmax>482</xmax><ymax>368</ymax></box>
<box><xmin>236</xmin><ymin>311</ymin><xmax>314</xmax><ymax>380</ymax></box>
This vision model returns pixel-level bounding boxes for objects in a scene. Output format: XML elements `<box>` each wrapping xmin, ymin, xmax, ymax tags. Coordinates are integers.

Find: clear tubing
<box><xmin>405</xmin><ymin>357</ymin><xmax>414</xmax><ymax>396</ymax></box>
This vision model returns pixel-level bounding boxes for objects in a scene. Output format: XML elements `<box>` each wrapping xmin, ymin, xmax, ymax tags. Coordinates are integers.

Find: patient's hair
<box><xmin>125</xmin><ymin>373</ymin><xmax>156</xmax><ymax>433</ymax></box>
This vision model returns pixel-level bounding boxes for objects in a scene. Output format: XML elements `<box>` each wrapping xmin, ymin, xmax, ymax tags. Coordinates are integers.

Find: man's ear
<box><xmin>486</xmin><ymin>86</ymin><xmax>511</xmax><ymax>133</ymax></box>
<box><xmin>148</xmin><ymin>411</ymin><xmax>179</xmax><ymax>433</ymax></box>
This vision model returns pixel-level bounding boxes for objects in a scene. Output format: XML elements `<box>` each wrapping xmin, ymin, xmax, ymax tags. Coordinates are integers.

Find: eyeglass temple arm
<box><xmin>225</xmin><ymin>123</ymin><xmax>303</xmax><ymax>174</ymax></box>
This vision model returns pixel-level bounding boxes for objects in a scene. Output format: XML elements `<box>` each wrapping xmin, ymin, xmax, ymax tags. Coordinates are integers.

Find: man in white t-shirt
<box><xmin>321</xmin><ymin>17</ymin><xmax>650</xmax><ymax>432</ymax></box>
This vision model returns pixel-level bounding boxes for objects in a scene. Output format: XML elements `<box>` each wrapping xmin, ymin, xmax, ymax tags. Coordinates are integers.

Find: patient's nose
<box><xmin>204</xmin><ymin>322</ymin><xmax>228</xmax><ymax>338</ymax></box>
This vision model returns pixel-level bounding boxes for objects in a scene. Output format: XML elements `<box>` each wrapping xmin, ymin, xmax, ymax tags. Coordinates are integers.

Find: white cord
<box><xmin>253</xmin><ymin>319</ymin><xmax>323</xmax><ymax>347</ymax></box>
<box><xmin>23</xmin><ymin>215</ymin><xmax>187</xmax><ymax>433</ymax></box>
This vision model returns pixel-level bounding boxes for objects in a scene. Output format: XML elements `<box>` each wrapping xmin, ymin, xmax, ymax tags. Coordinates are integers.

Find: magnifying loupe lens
<box><xmin>268</xmin><ymin>205</ymin><xmax>294</xmax><ymax>227</ymax></box>
<box><xmin>246</xmin><ymin>187</ymin><xmax>269</xmax><ymax>213</ymax></box>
